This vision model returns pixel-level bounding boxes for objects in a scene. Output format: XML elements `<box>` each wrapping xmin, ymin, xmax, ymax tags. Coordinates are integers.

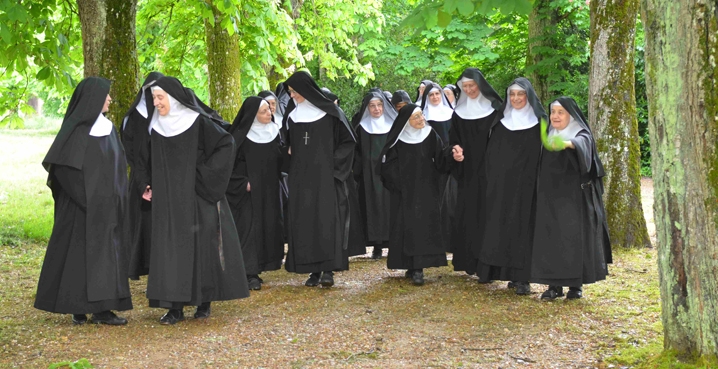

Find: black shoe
<box><xmin>160</xmin><ymin>309</ymin><xmax>185</xmax><ymax>325</ymax></box>
<box><xmin>257</xmin><ymin>275</ymin><xmax>264</xmax><ymax>283</ymax></box>
<box><xmin>72</xmin><ymin>314</ymin><xmax>87</xmax><ymax>325</ymax></box>
<box><xmin>404</xmin><ymin>270</ymin><xmax>413</xmax><ymax>278</ymax></box>
<box><xmin>194</xmin><ymin>302</ymin><xmax>211</xmax><ymax>319</ymax></box>
<box><xmin>566</xmin><ymin>287</ymin><xmax>583</xmax><ymax>300</ymax></box>
<box><xmin>320</xmin><ymin>271</ymin><xmax>334</xmax><ymax>287</ymax></box>
<box><xmin>91</xmin><ymin>311</ymin><xmax>128</xmax><ymax>325</ymax></box>
<box><xmin>248</xmin><ymin>275</ymin><xmax>262</xmax><ymax>291</ymax></box>
<box><xmin>371</xmin><ymin>247</ymin><xmax>383</xmax><ymax>259</ymax></box>
<box><xmin>515</xmin><ymin>281</ymin><xmax>531</xmax><ymax>295</ymax></box>
<box><xmin>305</xmin><ymin>272</ymin><xmax>321</xmax><ymax>287</ymax></box>
<box><xmin>540</xmin><ymin>286</ymin><xmax>564</xmax><ymax>300</ymax></box>
<box><xmin>507</xmin><ymin>281</ymin><xmax>517</xmax><ymax>289</ymax></box>
<box><xmin>411</xmin><ymin>269</ymin><xmax>425</xmax><ymax>286</ymax></box>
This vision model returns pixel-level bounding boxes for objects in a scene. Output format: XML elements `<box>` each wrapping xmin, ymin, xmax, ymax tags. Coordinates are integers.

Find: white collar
<box><xmin>148</xmin><ymin>87</ymin><xmax>199</xmax><ymax>137</ymax></box>
<box><xmin>423</xmin><ymin>87</ymin><xmax>454</xmax><ymax>122</ymax></box>
<box><xmin>289</xmin><ymin>99</ymin><xmax>326</xmax><ymax>123</ymax></box>
<box><xmin>359</xmin><ymin>98</ymin><xmax>393</xmax><ymax>134</ymax></box>
<box><xmin>392</xmin><ymin>107</ymin><xmax>433</xmax><ymax>147</ymax></box>
<box><xmin>247</xmin><ymin>101</ymin><xmax>280</xmax><ymax>143</ymax></box>
<box><xmin>454</xmin><ymin>77</ymin><xmax>495</xmax><ymax>120</ymax></box>
<box><xmin>500</xmin><ymin>102</ymin><xmax>538</xmax><ymax>131</ymax></box>
<box><xmin>89</xmin><ymin>113</ymin><xmax>113</xmax><ymax>137</ymax></box>
<box><xmin>135</xmin><ymin>81</ymin><xmax>156</xmax><ymax>119</ymax></box>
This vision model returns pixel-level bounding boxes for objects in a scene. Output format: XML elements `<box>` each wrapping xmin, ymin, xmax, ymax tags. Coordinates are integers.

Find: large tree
<box><xmin>642</xmin><ymin>0</ymin><xmax>718</xmax><ymax>360</ymax></box>
<box><xmin>526</xmin><ymin>0</ymin><xmax>558</xmax><ymax>103</ymax></box>
<box><xmin>588</xmin><ymin>0</ymin><xmax>651</xmax><ymax>248</ymax></box>
<box><xmin>77</xmin><ymin>0</ymin><xmax>106</xmax><ymax>78</ymax></box>
<box><xmin>203</xmin><ymin>0</ymin><xmax>242</xmax><ymax>121</ymax></box>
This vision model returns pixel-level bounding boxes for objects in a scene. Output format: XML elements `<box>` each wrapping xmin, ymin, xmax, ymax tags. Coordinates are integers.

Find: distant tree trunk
<box><xmin>526</xmin><ymin>0</ymin><xmax>558</xmax><ymax>103</ymax></box>
<box><xmin>77</xmin><ymin>0</ymin><xmax>107</xmax><ymax>78</ymax></box>
<box><xmin>588</xmin><ymin>0</ymin><xmax>650</xmax><ymax>249</ymax></box>
<box><xmin>204</xmin><ymin>0</ymin><xmax>242</xmax><ymax>122</ymax></box>
<box><xmin>100</xmin><ymin>0</ymin><xmax>139</xmax><ymax>130</ymax></box>
<box><xmin>642</xmin><ymin>0</ymin><xmax>718</xmax><ymax>360</ymax></box>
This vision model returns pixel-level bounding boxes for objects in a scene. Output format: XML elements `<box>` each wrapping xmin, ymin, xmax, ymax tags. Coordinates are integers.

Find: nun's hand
<box><xmin>564</xmin><ymin>140</ymin><xmax>575</xmax><ymax>149</ymax></box>
<box><xmin>288</xmin><ymin>146</ymin><xmax>292</xmax><ymax>155</ymax></box>
<box><xmin>246</xmin><ymin>183</ymin><xmax>251</xmax><ymax>192</ymax></box>
<box><xmin>452</xmin><ymin>145</ymin><xmax>464</xmax><ymax>162</ymax></box>
<box><xmin>142</xmin><ymin>185</ymin><xmax>152</xmax><ymax>201</ymax></box>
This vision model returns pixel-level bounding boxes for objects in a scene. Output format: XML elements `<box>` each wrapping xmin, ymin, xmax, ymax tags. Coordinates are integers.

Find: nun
<box><xmin>321</xmin><ymin>87</ymin><xmax>340</xmax><ymax>105</ymax></box>
<box><xmin>227</xmin><ymin>97</ymin><xmax>285</xmax><ymax>291</ymax></box>
<box><xmin>351</xmin><ymin>89</ymin><xmax>398</xmax><ymax>259</ymax></box>
<box><xmin>142</xmin><ymin>76</ymin><xmax>249</xmax><ymax>324</ymax></box>
<box><xmin>531</xmin><ymin>97</ymin><xmax>612</xmax><ymax>300</ymax></box>
<box><xmin>415</xmin><ymin>79</ymin><xmax>434</xmax><ymax>104</ymax></box>
<box><xmin>420</xmin><ymin>82</ymin><xmax>454</xmax><ymax>144</ymax></box>
<box><xmin>283</xmin><ymin>71</ymin><xmax>356</xmax><ymax>288</ymax></box>
<box><xmin>379</xmin><ymin>104</ymin><xmax>449</xmax><ymax>285</ymax></box>
<box><xmin>448</xmin><ymin>68</ymin><xmax>503</xmax><ymax>275</ymax></box>
<box><xmin>258</xmin><ymin>90</ymin><xmax>285</xmax><ymax>124</ymax></box>
<box><xmin>36</xmin><ymin>77</ymin><xmax>131</xmax><ymax>325</ymax></box>
<box><xmin>477</xmin><ymin>77</ymin><xmax>546</xmax><ymax>295</ymax></box>
<box><xmin>443</xmin><ymin>84</ymin><xmax>459</xmax><ymax>106</ymax></box>
<box><xmin>122</xmin><ymin>71</ymin><xmax>163</xmax><ymax>280</ymax></box>
<box><xmin>391</xmin><ymin>90</ymin><xmax>412</xmax><ymax>111</ymax></box>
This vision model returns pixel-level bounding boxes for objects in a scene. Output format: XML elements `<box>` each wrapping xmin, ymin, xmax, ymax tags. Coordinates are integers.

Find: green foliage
<box><xmin>48</xmin><ymin>358</ymin><xmax>94</xmax><ymax>369</ymax></box>
<box><xmin>634</xmin><ymin>18</ymin><xmax>651</xmax><ymax>177</ymax></box>
<box><xmin>403</xmin><ymin>0</ymin><xmax>533</xmax><ymax>29</ymax></box>
<box><xmin>540</xmin><ymin>119</ymin><xmax>567</xmax><ymax>151</ymax></box>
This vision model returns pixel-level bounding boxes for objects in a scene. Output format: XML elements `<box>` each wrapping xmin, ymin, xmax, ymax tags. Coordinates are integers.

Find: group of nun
<box><xmin>34</xmin><ymin>67</ymin><xmax>611</xmax><ymax>327</ymax></box>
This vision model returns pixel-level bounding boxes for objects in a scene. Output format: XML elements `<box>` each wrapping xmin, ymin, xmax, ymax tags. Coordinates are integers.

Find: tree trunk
<box><xmin>526</xmin><ymin>0</ymin><xmax>558</xmax><ymax>103</ymax></box>
<box><xmin>77</xmin><ymin>0</ymin><xmax>107</xmax><ymax>78</ymax></box>
<box><xmin>642</xmin><ymin>0</ymin><xmax>718</xmax><ymax>360</ymax></box>
<box><xmin>204</xmin><ymin>1</ymin><xmax>242</xmax><ymax>122</ymax></box>
<box><xmin>100</xmin><ymin>0</ymin><xmax>139</xmax><ymax>130</ymax></box>
<box><xmin>588</xmin><ymin>0</ymin><xmax>650</xmax><ymax>249</ymax></box>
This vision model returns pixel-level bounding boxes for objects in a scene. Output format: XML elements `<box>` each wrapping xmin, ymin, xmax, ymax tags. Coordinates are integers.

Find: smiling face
<box><xmin>102</xmin><ymin>94</ymin><xmax>112</xmax><ymax>113</ymax></box>
<box><xmin>256</xmin><ymin>103</ymin><xmax>273</xmax><ymax>124</ymax></box>
<box><xmin>368</xmin><ymin>99</ymin><xmax>383</xmax><ymax>118</ymax></box>
<box><xmin>288</xmin><ymin>87</ymin><xmax>305</xmax><ymax>104</ymax></box>
<box><xmin>152</xmin><ymin>89</ymin><xmax>171</xmax><ymax>116</ymax></box>
<box><xmin>462</xmin><ymin>80</ymin><xmax>480</xmax><ymax>99</ymax></box>
<box><xmin>428</xmin><ymin>89</ymin><xmax>442</xmax><ymax>106</ymax></box>
<box><xmin>408</xmin><ymin>111</ymin><xmax>426</xmax><ymax>129</ymax></box>
<box><xmin>509</xmin><ymin>89</ymin><xmax>528</xmax><ymax>110</ymax></box>
<box><xmin>550</xmin><ymin>104</ymin><xmax>571</xmax><ymax>131</ymax></box>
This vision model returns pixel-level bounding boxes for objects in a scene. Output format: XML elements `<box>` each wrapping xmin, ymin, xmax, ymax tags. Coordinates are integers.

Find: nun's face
<box><xmin>266</xmin><ymin>99</ymin><xmax>277</xmax><ymax>114</ymax></box>
<box><xmin>428</xmin><ymin>90</ymin><xmax>442</xmax><ymax>106</ymax></box>
<box><xmin>256</xmin><ymin>104</ymin><xmax>273</xmax><ymax>124</ymax></box>
<box><xmin>418</xmin><ymin>83</ymin><xmax>426</xmax><ymax>96</ymax></box>
<box><xmin>509</xmin><ymin>89</ymin><xmax>528</xmax><ymax>110</ymax></box>
<box><xmin>408</xmin><ymin>111</ymin><xmax>426</xmax><ymax>129</ymax></box>
<box><xmin>444</xmin><ymin>89</ymin><xmax>455</xmax><ymax>104</ymax></box>
<box><xmin>368</xmin><ymin>99</ymin><xmax>384</xmax><ymax>118</ymax></box>
<box><xmin>152</xmin><ymin>90</ymin><xmax>171</xmax><ymax>116</ymax></box>
<box><xmin>550</xmin><ymin>105</ymin><xmax>571</xmax><ymax>131</ymax></box>
<box><xmin>395</xmin><ymin>102</ymin><xmax>408</xmax><ymax>110</ymax></box>
<box><xmin>462</xmin><ymin>80</ymin><xmax>480</xmax><ymax>99</ymax></box>
<box><xmin>102</xmin><ymin>94</ymin><xmax>112</xmax><ymax>113</ymax></box>
<box><xmin>288</xmin><ymin>87</ymin><xmax>305</xmax><ymax>104</ymax></box>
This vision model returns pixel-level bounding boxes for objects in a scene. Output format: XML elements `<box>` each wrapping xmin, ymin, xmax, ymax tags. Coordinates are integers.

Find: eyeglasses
<box><xmin>409</xmin><ymin>114</ymin><xmax>424</xmax><ymax>122</ymax></box>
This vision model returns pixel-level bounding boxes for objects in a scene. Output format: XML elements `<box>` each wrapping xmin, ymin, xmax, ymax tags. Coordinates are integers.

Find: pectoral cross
<box><xmin>303</xmin><ymin>132</ymin><xmax>310</xmax><ymax>145</ymax></box>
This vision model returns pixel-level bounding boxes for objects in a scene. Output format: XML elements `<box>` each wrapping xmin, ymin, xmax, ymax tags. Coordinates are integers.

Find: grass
<box><xmin>0</xmin><ymin>129</ymin><xmax>713</xmax><ymax>368</ymax></box>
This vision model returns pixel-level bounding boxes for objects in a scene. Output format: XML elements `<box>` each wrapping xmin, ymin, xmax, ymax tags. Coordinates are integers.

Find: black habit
<box><xmin>143</xmin><ymin>76</ymin><xmax>249</xmax><ymax>308</ymax></box>
<box><xmin>530</xmin><ymin>97</ymin><xmax>612</xmax><ymax>286</ymax></box>
<box><xmin>379</xmin><ymin>104</ymin><xmax>449</xmax><ymax>270</ymax></box>
<box><xmin>476</xmin><ymin>77</ymin><xmax>546</xmax><ymax>283</ymax></box>
<box><xmin>447</xmin><ymin>68</ymin><xmax>503</xmax><ymax>274</ymax></box>
<box><xmin>283</xmin><ymin>71</ymin><xmax>357</xmax><ymax>273</ymax></box>
<box><xmin>36</xmin><ymin>77</ymin><xmax>132</xmax><ymax>314</ymax></box>
<box><xmin>226</xmin><ymin>97</ymin><xmax>284</xmax><ymax>275</ymax></box>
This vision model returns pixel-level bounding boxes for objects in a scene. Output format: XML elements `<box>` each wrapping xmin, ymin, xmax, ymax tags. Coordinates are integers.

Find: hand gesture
<box><xmin>452</xmin><ymin>145</ymin><xmax>465</xmax><ymax>162</ymax></box>
<box><xmin>142</xmin><ymin>185</ymin><xmax>152</xmax><ymax>201</ymax></box>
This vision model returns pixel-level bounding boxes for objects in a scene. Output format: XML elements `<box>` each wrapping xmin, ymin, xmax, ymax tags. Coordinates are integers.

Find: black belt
<box><xmin>581</xmin><ymin>181</ymin><xmax>593</xmax><ymax>189</ymax></box>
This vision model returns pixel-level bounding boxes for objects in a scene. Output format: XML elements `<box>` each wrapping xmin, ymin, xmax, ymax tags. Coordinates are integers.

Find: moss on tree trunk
<box><xmin>204</xmin><ymin>1</ymin><xmax>242</xmax><ymax>122</ymax></box>
<box><xmin>588</xmin><ymin>0</ymin><xmax>651</xmax><ymax>249</ymax></box>
<box><xmin>642</xmin><ymin>0</ymin><xmax>718</xmax><ymax>360</ymax></box>
<box><xmin>100</xmin><ymin>0</ymin><xmax>139</xmax><ymax>130</ymax></box>
<box><xmin>77</xmin><ymin>0</ymin><xmax>106</xmax><ymax>78</ymax></box>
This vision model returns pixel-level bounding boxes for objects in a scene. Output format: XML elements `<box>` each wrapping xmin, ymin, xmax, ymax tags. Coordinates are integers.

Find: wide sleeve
<box><xmin>121</xmin><ymin>116</ymin><xmax>136</xmax><ymax>168</ymax></box>
<box><xmin>570</xmin><ymin>130</ymin><xmax>594</xmax><ymax>175</ymax></box>
<box><xmin>433</xmin><ymin>132</ymin><xmax>451</xmax><ymax>174</ymax></box>
<box><xmin>380</xmin><ymin>148</ymin><xmax>401</xmax><ymax>193</ymax></box>
<box><xmin>446</xmin><ymin>114</ymin><xmax>463</xmax><ymax>178</ymax></box>
<box><xmin>131</xmin><ymin>124</ymin><xmax>152</xmax><ymax>197</ymax></box>
<box><xmin>196</xmin><ymin>119</ymin><xmax>237</xmax><ymax>203</ymax></box>
<box><xmin>52</xmin><ymin>165</ymin><xmax>87</xmax><ymax>210</ymax></box>
<box><xmin>352</xmin><ymin>131</ymin><xmax>363</xmax><ymax>180</ymax></box>
<box><xmin>225</xmin><ymin>145</ymin><xmax>249</xmax><ymax>208</ymax></box>
<box><xmin>333</xmin><ymin>119</ymin><xmax>356</xmax><ymax>182</ymax></box>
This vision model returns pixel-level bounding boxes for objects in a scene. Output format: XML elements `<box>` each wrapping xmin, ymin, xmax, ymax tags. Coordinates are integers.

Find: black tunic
<box><xmin>449</xmin><ymin>111</ymin><xmax>498</xmax><ymax>273</ymax></box>
<box><xmin>35</xmin><ymin>129</ymin><xmax>133</xmax><ymax>314</ymax></box>
<box><xmin>146</xmin><ymin>117</ymin><xmax>249</xmax><ymax>308</ymax></box>
<box><xmin>381</xmin><ymin>132</ymin><xmax>449</xmax><ymax>270</ymax></box>
<box><xmin>355</xmin><ymin>127</ymin><xmax>391</xmax><ymax>245</ymax></box>
<box><xmin>285</xmin><ymin>114</ymin><xmax>355</xmax><ymax>273</ymax></box>
<box><xmin>531</xmin><ymin>131</ymin><xmax>610</xmax><ymax>286</ymax></box>
<box><xmin>427</xmin><ymin>118</ymin><xmax>454</xmax><ymax>251</ymax></box>
<box><xmin>477</xmin><ymin>123</ymin><xmax>542</xmax><ymax>282</ymax></box>
<box><xmin>226</xmin><ymin>137</ymin><xmax>284</xmax><ymax>275</ymax></box>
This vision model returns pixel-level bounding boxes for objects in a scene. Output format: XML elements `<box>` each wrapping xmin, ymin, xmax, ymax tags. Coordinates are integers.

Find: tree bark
<box><xmin>77</xmin><ymin>0</ymin><xmax>107</xmax><ymax>78</ymax></box>
<box><xmin>588</xmin><ymin>0</ymin><xmax>651</xmax><ymax>249</ymax></box>
<box><xmin>642</xmin><ymin>0</ymin><xmax>718</xmax><ymax>359</ymax></box>
<box><xmin>204</xmin><ymin>0</ymin><xmax>242</xmax><ymax>122</ymax></box>
<box><xmin>100</xmin><ymin>0</ymin><xmax>139</xmax><ymax>130</ymax></box>
<box><xmin>526</xmin><ymin>0</ymin><xmax>558</xmax><ymax>103</ymax></box>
